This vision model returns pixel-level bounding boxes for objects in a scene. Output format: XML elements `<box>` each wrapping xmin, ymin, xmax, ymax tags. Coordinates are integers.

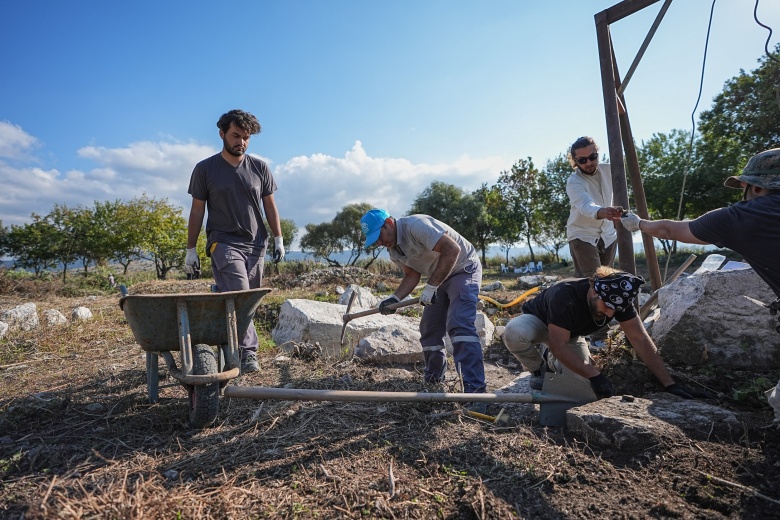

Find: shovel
<box><xmin>340</xmin><ymin>292</ymin><xmax>420</xmax><ymax>344</ymax></box>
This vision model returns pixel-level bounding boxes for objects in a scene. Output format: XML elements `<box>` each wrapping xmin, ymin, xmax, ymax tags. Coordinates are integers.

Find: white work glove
<box><xmin>620</xmin><ymin>213</ymin><xmax>643</xmax><ymax>233</ymax></box>
<box><xmin>273</xmin><ymin>236</ymin><xmax>285</xmax><ymax>264</ymax></box>
<box><xmin>420</xmin><ymin>284</ymin><xmax>438</xmax><ymax>306</ymax></box>
<box><xmin>184</xmin><ymin>247</ymin><xmax>200</xmax><ymax>274</ymax></box>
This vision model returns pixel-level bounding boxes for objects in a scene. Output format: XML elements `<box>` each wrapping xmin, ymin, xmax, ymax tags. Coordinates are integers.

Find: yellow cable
<box><xmin>478</xmin><ymin>286</ymin><xmax>540</xmax><ymax>309</ymax></box>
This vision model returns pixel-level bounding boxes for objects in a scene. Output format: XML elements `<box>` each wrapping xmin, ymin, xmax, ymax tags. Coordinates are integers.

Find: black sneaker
<box><xmin>241</xmin><ymin>352</ymin><xmax>260</xmax><ymax>374</ymax></box>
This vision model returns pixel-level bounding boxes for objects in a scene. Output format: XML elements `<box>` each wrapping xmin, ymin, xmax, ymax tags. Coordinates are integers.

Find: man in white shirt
<box><xmin>565</xmin><ymin>137</ymin><xmax>624</xmax><ymax>347</ymax></box>
<box><xmin>565</xmin><ymin>136</ymin><xmax>624</xmax><ymax>277</ymax></box>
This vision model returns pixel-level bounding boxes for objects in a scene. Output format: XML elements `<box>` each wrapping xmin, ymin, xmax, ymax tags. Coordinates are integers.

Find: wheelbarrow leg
<box><xmin>221</xmin><ymin>297</ymin><xmax>241</xmax><ymax>373</ymax></box>
<box><xmin>146</xmin><ymin>351</ymin><xmax>159</xmax><ymax>404</ymax></box>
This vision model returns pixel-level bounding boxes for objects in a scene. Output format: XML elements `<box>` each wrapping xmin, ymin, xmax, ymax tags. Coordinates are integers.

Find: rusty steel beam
<box><xmin>595</xmin><ymin>18</ymin><xmax>636</xmax><ymax>274</ymax></box>
<box><xmin>597</xmin><ymin>0</ymin><xmax>663</xmax><ymax>25</ymax></box>
<box><xmin>610</xmin><ymin>40</ymin><xmax>663</xmax><ymax>291</ymax></box>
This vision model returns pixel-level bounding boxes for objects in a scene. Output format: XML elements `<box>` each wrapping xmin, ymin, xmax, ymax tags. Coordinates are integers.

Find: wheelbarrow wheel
<box><xmin>187</xmin><ymin>344</ymin><xmax>220</xmax><ymax>429</ymax></box>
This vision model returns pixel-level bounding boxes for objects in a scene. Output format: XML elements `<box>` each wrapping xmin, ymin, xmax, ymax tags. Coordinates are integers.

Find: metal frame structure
<box><xmin>595</xmin><ymin>0</ymin><xmax>675</xmax><ymax>290</ymax></box>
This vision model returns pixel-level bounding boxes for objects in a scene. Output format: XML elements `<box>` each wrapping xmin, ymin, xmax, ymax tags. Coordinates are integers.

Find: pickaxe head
<box><xmin>339</xmin><ymin>291</ymin><xmax>358</xmax><ymax>344</ymax></box>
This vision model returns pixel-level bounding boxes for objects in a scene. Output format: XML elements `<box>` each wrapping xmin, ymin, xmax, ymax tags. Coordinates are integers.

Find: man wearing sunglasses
<box><xmin>565</xmin><ymin>136</ymin><xmax>625</xmax><ymax>348</ymax></box>
<box><xmin>621</xmin><ymin>147</ymin><xmax>780</xmax><ymax>427</ymax></box>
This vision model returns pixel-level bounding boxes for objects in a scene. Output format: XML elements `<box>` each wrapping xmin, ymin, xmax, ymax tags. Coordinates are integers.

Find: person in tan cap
<box><xmin>621</xmin><ymin>147</ymin><xmax>780</xmax><ymax>426</ymax></box>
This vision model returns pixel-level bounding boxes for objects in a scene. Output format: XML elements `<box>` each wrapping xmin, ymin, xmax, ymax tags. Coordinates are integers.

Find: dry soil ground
<box><xmin>1</xmin><ymin>266</ymin><xmax>779</xmax><ymax>519</ymax></box>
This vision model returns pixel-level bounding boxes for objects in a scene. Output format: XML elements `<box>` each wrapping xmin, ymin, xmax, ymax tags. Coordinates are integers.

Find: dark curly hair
<box><xmin>567</xmin><ymin>136</ymin><xmax>598</xmax><ymax>169</ymax></box>
<box><xmin>216</xmin><ymin>109</ymin><xmax>261</xmax><ymax>135</ymax></box>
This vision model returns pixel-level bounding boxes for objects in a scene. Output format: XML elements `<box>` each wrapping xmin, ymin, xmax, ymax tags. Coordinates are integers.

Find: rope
<box><xmin>752</xmin><ymin>0</ymin><xmax>780</xmax><ymax>112</ymax></box>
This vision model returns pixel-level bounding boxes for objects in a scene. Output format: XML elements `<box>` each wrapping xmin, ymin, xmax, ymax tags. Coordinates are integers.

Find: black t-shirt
<box><xmin>521</xmin><ymin>278</ymin><xmax>636</xmax><ymax>338</ymax></box>
<box><xmin>689</xmin><ymin>194</ymin><xmax>780</xmax><ymax>298</ymax></box>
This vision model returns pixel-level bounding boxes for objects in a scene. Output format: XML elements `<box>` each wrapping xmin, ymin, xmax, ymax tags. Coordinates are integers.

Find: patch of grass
<box><xmin>733</xmin><ymin>377</ymin><xmax>773</xmax><ymax>404</ymax></box>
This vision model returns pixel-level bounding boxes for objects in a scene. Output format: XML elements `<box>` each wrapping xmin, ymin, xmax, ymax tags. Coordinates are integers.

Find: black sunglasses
<box><xmin>575</xmin><ymin>152</ymin><xmax>599</xmax><ymax>165</ymax></box>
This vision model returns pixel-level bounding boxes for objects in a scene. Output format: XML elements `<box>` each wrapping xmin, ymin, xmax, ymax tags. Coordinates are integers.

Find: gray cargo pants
<box><xmin>210</xmin><ymin>242</ymin><xmax>266</xmax><ymax>356</ymax></box>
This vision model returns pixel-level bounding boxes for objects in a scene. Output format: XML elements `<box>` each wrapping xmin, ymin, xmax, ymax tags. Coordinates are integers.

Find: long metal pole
<box><xmin>224</xmin><ymin>386</ymin><xmax>577</xmax><ymax>404</ymax></box>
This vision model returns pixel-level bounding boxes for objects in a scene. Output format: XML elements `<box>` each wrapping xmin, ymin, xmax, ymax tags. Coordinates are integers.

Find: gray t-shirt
<box><xmin>188</xmin><ymin>153</ymin><xmax>277</xmax><ymax>254</ymax></box>
<box><xmin>388</xmin><ymin>215</ymin><xmax>478</xmax><ymax>278</ymax></box>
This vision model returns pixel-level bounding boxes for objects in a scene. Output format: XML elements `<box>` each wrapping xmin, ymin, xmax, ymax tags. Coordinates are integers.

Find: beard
<box><xmin>223</xmin><ymin>139</ymin><xmax>245</xmax><ymax>157</ymax></box>
<box><xmin>588</xmin><ymin>295</ymin><xmax>607</xmax><ymax>323</ymax></box>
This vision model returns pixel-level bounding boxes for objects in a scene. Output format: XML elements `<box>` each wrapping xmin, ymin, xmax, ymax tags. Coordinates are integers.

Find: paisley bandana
<box><xmin>593</xmin><ymin>273</ymin><xmax>645</xmax><ymax>312</ymax></box>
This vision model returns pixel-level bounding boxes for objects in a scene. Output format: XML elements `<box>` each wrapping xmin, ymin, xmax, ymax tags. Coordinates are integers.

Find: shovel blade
<box><xmin>539</xmin><ymin>372</ymin><xmax>596</xmax><ymax>427</ymax></box>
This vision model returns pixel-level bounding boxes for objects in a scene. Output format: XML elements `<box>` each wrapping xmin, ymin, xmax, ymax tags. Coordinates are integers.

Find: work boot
<box><xmin>241</xmin><ymin>352</ymin><xmax>260</xmax><ymax>374</ymax></box>
<box><xmin>529</xmin><ymin>362</ymin><xmax>546</xmax><ymax>390</ymax></box>
<box><xmin>423</xmin><ymin>351</ymin><xmax>448</xmax><ymax>384</ymax></box>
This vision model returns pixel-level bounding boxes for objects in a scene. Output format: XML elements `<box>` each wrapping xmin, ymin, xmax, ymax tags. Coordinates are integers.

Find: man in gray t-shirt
<box><xmin>185</xmin><ymin>109</ymin><xmax>285</xmax><ymax>374</ymax></box>
<box><xmin>360</xmin><ymin>209</ymin><xmax>486</xmax><ymax>397</ymax></box>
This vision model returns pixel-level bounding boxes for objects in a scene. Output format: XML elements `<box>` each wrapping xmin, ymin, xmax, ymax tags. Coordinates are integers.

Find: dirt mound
<box><xmin>1</xmin><ymin>271</ymin><xmax>779</xmax><ymax>518</ymax></box>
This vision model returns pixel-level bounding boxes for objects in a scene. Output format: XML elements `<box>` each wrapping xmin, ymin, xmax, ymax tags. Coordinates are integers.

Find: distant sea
<box><xmin>0</xmin><ymin>239</ymin><xmax>719</xmax><ymax>272</ymax></box>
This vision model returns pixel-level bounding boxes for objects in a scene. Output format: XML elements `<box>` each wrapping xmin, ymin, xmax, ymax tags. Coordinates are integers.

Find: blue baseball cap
<box><xmin>360</xmin><ymin>208</ymin><xmax>390</xmax><ymax>248</ymax></box>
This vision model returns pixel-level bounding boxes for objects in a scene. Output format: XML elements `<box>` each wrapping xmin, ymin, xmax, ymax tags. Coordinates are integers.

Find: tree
<box><xmin>300</xmin><ymin>203</ymin><xmax>382</xmax><ymax>267</ymax></box>
<box><xmin>300</xmin><ymin>221</ymin><xmax>342</xmax><ymax>266</ymax></box>
<box><xmin>94</xmin><ymin>199</ymin><xmax>144</xmax><ymax>275</ymax></box>
<box><xmin>698</xmin><ymin>45</ymin><xmax>780</xmax><ymax>159</ymax></box>
<box><xmin>495</xmin><ymin>158</ymin><xmax>543</xmax><ymax>263</ymax></box>
<box><xmin>136</xmin><ymin>196</ymin><xmax>188</xmax><ymax>280</ymax></box>
<box><xmin>469</xmin><ymin>184</ymin><xmax>500</xmax><ymax>265</ymax></box>
<box><xmin>537</xmin><ymin>155</ymin><xmax>571</xmax><ymax>263</ymax></box>
<box><xmin>408</xmin><ymin>181</ymin><xmax>482</xmax><ymax>247</ymax></box>
<box><xmin>45</xmin><ymin>205</ymin><xmax>81</xmax><ymax>280</ymax></box>
<box><xmin>4</xmin><ymin>215</ymin><xmax>60</xmax><ymax>276</ymax></box>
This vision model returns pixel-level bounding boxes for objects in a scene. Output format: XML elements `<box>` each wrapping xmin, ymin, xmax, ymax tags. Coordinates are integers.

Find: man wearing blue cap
<box><xmin>502</xmin><ymin>266</ymin><xmax>710</xmax><ymax>400</ymax></box>
<box><xmin>360</xmin><ymin>209</ymin><xmax>486</xmax><ymax>397</ymax></box>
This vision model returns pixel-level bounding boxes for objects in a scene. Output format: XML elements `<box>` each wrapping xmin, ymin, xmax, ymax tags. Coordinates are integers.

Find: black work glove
<box><xmin>378</xmin><ymin>295</ymin><xmax>400</xmax><ymax>315</ymax></box>
<box><xmin>589</xmin><ymin>373</ymin><xmax>615</xmax><ymax>399</ymax></box>
<box><xmin>665</xmin><ymin>383</ymin><xmax>714</xmax><ymax>400</ymax></box>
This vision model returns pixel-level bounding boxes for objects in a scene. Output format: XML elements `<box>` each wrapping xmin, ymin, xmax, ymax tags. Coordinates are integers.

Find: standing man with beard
<box><xmin>501</xmin><ymin>266</ymin><xmax>710</xmax><ymax>400</ymax></box>
<box><xmin>185</xmin><ymin>109</ymin><xmax>285</xmax><ymax>374</ymax></box>
<box><xmin>565</xmin><ymin>136</ymin><xmax>625</xmax><ymax>348</ymax></box>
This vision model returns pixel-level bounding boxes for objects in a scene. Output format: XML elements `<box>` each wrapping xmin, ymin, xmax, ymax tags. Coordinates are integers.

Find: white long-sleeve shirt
<box><xmin>565</xmin><ymin>163</ymin><xmax>616</xmax><ymax>247</ymax></box>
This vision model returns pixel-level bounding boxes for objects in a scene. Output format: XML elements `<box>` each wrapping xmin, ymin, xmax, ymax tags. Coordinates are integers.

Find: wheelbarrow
<box><xmin>119</xmin><ymin>288</ymin><xmax>271</xmax><ymax>428</ymax></box>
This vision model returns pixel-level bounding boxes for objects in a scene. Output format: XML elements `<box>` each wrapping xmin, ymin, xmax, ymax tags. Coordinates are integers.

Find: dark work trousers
<box><xmin>419</xmin><ymin>261</ymin><xmax>486</xmax><ymax>393</ymax></box>
<box><xmin>210</xmin><ymin>242</ymin><xmax>266</xmax><ymax>356</ymax></box>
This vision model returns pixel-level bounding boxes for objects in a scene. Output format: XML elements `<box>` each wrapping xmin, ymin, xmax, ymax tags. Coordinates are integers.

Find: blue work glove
<box><xmin>589</xmin><ymin>373</ymin><xmax>615</xmax><ymax>399</ymax></box>
<box><xmin>273</xmin><ymin>236</ymin><xmax>285</xmax><ymax>264</ymax></box>
<box><xmin>665</xmin><ymin>383</ymin><xmax>714</xmax><ymax>400</ymax></box>
<box><xmin>420</xmin><ymin>284</ymin><xmax>438</xmax><ymax>306</ymax></box>
<box><xmin>378</xmin><ymin>295</ymin><xmax>400</xmax><ymax>315</ymax></box>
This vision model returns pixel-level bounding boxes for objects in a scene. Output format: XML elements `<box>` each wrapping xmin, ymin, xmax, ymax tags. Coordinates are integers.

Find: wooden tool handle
<box><xmin>345</xmin><ymin>297</ymin><xmax>421</xmax><ymax>321</ymax></box>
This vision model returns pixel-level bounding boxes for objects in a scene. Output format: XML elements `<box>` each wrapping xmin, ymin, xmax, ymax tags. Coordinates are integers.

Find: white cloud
<box><xmin>0</xmin><ymin>121</ymin><xmax>38</xmax><ymax>160</ymax></box>
<box><xmin>0</xmin><ymin>133</ymin><xmax>509</xmax><ymax>250</ymax></box>
<box><xmin>273</xmin><ymin>141</ymin><xmax>507</xmax><ymax>234</ymax></box>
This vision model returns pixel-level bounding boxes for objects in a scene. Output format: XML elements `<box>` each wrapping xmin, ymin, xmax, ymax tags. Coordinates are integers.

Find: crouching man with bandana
<box><xmin>502</xmin><ymin>266</ymin><xmax>710</xmax><ymax>399</ymax></box>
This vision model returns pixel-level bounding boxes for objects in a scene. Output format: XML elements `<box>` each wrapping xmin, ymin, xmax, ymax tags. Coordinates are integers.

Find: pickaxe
<box><xmin>340</xmin><ymin>292</ymin><xmax>421</xmax><ymax>344</ymax></box>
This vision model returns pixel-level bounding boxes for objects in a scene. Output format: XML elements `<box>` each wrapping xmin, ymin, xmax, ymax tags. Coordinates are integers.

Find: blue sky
<box><xmin>1</xmin><ymin>1</ymin><xmax>777</xmax><ymax>248</ymax></box>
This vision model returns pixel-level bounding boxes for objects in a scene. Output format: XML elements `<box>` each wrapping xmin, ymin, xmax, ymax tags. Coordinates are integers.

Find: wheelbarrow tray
<box><xmin>119</xmin><ymin>288</ymin><xmax>272</xmax><ymax>426</ymax></box>
<box><xmin>120</xmin><ymin>288</ymin><xmax>271</xmax><ymax>352</ymax></box>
